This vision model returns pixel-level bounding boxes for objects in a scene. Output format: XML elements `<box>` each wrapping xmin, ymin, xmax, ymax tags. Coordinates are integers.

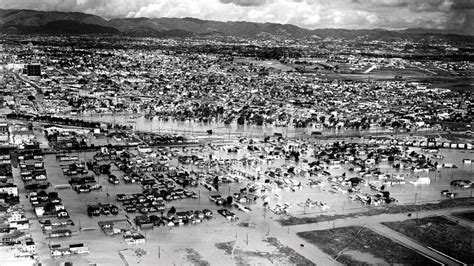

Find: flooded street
<box><xmin>70</xmin><ymin>113</ymin><xmax>396</xmax><ymax>138</ymax></box>
<box><xmin>16</xmin><ymin>139</ymin><xmax>469</xmax><ymax>265</ymax></box>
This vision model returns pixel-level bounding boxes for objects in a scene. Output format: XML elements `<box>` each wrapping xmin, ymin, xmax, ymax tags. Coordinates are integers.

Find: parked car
<box><xmin>194</xmin><ymin>210</ymin><xmax>204</xmax><ymax>219</ymax></box>
<box><xmin>125</xmin><ymin>206</ymin><xmax>137</xmax><ymax>213</ymax></box>
<box><xmin>108</xmin><ymin>175</ymin><xmax>120</xmax><ymax>185</ymax></box>
<box><xmin>217</xmin><ymin>209</ymin><xmax>237</xmax><ymax>220</ymax></box>
<box><xmin>87</xmin><ymin>206</ymin><xmax>101</xmax><ymax>217</ymax></box>
<box><xmin>209</xmin><ymin>194</ymin><xmax>222</xmax><ymax>202</ymax></box>
<box><xmin>203</xmin><ymin>209</ymin><xmax>213</xmax><ymax>219</ymax></box>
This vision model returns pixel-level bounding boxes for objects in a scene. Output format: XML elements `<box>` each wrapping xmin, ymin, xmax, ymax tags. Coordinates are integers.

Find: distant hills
<box><xmin>1</xmin><ymin>9</ymin><xmax>473</xmax><ymax>42</ymax></box>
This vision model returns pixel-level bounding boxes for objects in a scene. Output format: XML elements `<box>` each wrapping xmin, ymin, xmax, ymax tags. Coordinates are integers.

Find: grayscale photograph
<box><xmin>0</xmin><ymin>0</ymin><xmax>472</xmax><ymax>265</ymax></box>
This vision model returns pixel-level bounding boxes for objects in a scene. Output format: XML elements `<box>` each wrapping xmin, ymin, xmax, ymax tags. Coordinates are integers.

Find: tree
<box><xmin>167</xmin><ymin>206</ymin><xmax>176</xmax><ymax>217</ymax></box>
<box><xmin>38</xmin><ymin>190</ymin><xmax>48</xmax><ymax>198</ymax></box>
<box><xmin>44</xmin><ymin>202</ymin><xmax>56</xmax><ymax>213</ymax></box>
<box><xmin>226</xmin><ymin>196</ymin><xmax>233</xmax><ymax>205</ymax></box>
<box><xmin>213</xmin><ymin>176</ymin><xmax>219</xmax><ymax>191</ymax></box>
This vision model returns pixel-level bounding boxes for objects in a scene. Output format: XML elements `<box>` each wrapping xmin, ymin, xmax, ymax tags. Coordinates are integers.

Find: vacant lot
<box><xmin>234</xmin><ymin>58</ymin><xmax>295</xmax><ymax>72</ymax></box>
<box><xmin>382</xmin><ymin>216</ymin><xmax>474</xmax><ymax>264</ymax></box>
<box><xmin>215</xmin><ymin>237</ymin><xmax>315</xmax><ymax>266</ymax></box>
<box><xmin>453</xmin><ymin>211</ymin><xmax>474</xmax><ymax>222</ymax></box>
<box><xmin>426</xmin><ymin>75</ymin><xmax>473</xmax><ymax>92</ymax></box>
<box><xmin>297</xmin><ymin>226</ymin><xmax>437</xmax><ymax>265</ymax></box>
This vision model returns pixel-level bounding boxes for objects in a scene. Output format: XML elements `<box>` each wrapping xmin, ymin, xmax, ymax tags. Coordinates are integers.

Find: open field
<box><xmin>425</xmin><ymin>75</ymin><xmax>474</xmax><ymax>92</ymax></box>
<box><xmin>382</xmin><ymin>216</ymin><xmax>474</xmax><ymax>264</ymax></box>
<box><xmin>313</xmin><ymin>67</ymin><xmax>473</xmax><ymax>87</ymax></box>
<box><xmin>233</xmin><ymin>58</ymin><xmax>295</xmax><ymax>72</ymax></box>
<box><xmin>214</xmin><ymin>237</ymin><xmax>315</xmax><ymax>266</ymax></box>
<box><xmin>439</xmin><ymin>132</ymin><xmax>474</xmax><ymax>142</ymax></box>
<box><xmin>453</xmin><ymin>210</ymin><xmax>474</xmax><ymax>222</ymax></box>
<box><xmin>279</xmin><ymin>197</ymin><xmax>474</xmax><ymax>226</ymax></box>
<box><xmin>297</xmin><ymin>226</ymin><xmax>437</xmax><ymax>265</ymax></box>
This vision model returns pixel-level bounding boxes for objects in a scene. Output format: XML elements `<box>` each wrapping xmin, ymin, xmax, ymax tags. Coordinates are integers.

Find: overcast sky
<box><xmin>1</xmin><ymin>0</ymin><xmax>472</xmax><ymax>34</ymax></box>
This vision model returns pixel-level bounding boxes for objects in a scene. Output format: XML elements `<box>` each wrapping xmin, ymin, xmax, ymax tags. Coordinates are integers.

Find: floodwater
<box><xmin>193</xmin><ymin>145</ymin><xmax>474</xmax><ymax>216</ymax></box>
<box><xmin>54</xmin><ymin>140</ymin><xmax>473</xmax><ymax>218</ymax></box>
<box><xmin>12</xmin><ymin>134</ymin><xmax>472</xmax><ymax>265</ymax></box>
<box><xmin>71</xmin><ymin>113</ymin><xmax>399</xmax><ymax>138</ymax></box>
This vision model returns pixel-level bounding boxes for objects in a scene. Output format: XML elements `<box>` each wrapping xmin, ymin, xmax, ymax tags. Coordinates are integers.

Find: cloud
<box><xmin>449</xmin><ymin>0</ymin><xmax>474</xmax><ymax>9</ymax></box>
<box><xmin>0</xmin><ymin>0</ymin><xmax>472</xmax><ymax>34</ymax></box>
<box><xmin>351</xmin><ymin>0</ymin><xmax>410</xmax><ymax>8</ymax></box>
<box><xmin>219</xmin><ymin>0</ymin><xmax>270</xmax><ymax>6</ymax></box>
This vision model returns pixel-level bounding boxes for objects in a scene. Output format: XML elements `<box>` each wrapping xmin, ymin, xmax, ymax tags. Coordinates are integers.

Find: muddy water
<box><xmin>27</xmin><ymin>142</ymin><xmax>471</xmax><ymax>265</ymax></box>
<box><xmin>41</xmin><ymin>141</ymin><xmax>473</xmax><ymax>223</ymax></box>
<box><xmin>71</xmin><ymin>113</ymin><xmax>391</xmax><ymax>138</ymax></box>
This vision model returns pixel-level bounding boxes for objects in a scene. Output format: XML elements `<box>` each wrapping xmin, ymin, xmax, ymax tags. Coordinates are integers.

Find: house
<box><xmin>69</xmin><ymin>243</ymin><xmax>90</xmax><ymax>254</ymax></box>
<box><xmin>137</xmin><ymin>145</ymin><xmax>152</xmax><ymax>153</ymax></box>
<box><xmin>57</xmin><ymin>209</ymin><xmax>69</xmax><ymax>218</ymax></box>
<box><xmin>50</xmin><ymin>229</ymin><xmax>72</xmax><ymax>238</ymax></box>
<box><xmin>22</xmin><ymin>240</ymin><xmax>35</xmax><ymax>252</ymax></box>
<box><xmin>0</xmin><ymin>164</ymin><xmax>13</xmax><ymax>182</ymax></box>
<box><xmin>10</xmin><ymin>220</ymin><xmax>29</xmax><ymax>230</ymax></box>
<box><xmin>130</xmin><ymin>234</ymin><xmax>146</xmax><ymax>244</ymax></box>
<box><xmin>0</xmin><ymin>183</ymin><xmax>18</xmax><ymax>197</ymax></box>
<box><xmin>2</xmin><ymin>230</ymin><xmax>25</xmax><ymax>243</ymax></box>
<box><xmin>123</xmin><ymin>232</ymin><xmax>146</xmax><ymax>244</ymax></box>
<box><xmin>0</xmin><ymin>193</ymin><xmax>19</xmax><ymax>204</ymax></box>
<box><xmin>410</xmin><ymin>177</ymin><xmax>431</xmax><ymax>185</ymax></box>
<box><xmin>0</xmin><ymin>123</ymin><xmax>9</xmax><ymax>144</ymax></box>
<box><xmin>365</xmin><ymin>159</ymin><xmax>376</xmax><ymax>165</ymax></box>
<box><xmin>51</xmin><ymin>249</ymin><xmax>63</xmax><ymax>257</ymax></box>
<box><xmin>34</xmin><ymin>207</ymin><xmax>45</xmax><ymax>217</ymax></box>
<box><xmin>11</xmin><ymin>130</ymin><xmax>35</xmax><ymax>145</ymax></box>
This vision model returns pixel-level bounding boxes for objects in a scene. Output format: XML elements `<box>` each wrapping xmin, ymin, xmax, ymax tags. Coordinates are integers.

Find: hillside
<box><xmin>0</xmin><ymin>9</ymin><xmax>473</xmax><ymax>42</ymax></box>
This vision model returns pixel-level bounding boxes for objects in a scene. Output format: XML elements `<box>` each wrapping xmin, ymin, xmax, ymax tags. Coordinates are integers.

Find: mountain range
<box><xmin>1</xmin><ymin>9</ymin><xmax>473</xmax><ymax>42</ymax></box>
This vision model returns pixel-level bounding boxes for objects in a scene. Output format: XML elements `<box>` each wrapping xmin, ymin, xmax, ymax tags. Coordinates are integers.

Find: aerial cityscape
<box><xmin>0</xmin><ymin>0</ymin><xmax>473</xmax><ymax>265</ymax></box>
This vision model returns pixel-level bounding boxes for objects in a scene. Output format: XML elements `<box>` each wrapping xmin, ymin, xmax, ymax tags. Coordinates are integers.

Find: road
<box><xmin>369</xmin><ymin>223</ymin><xmax>452</xmax><ymax>265</ymax></box>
